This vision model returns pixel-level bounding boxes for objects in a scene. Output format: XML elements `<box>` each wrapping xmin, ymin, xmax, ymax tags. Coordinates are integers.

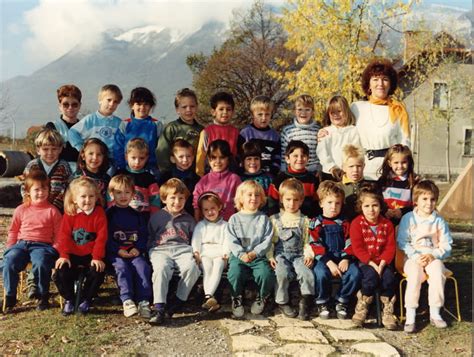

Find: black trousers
<box><xmin>359</xmin><ymin>263</ymin><xmax>396</xmax><ymax>298</ymax></box>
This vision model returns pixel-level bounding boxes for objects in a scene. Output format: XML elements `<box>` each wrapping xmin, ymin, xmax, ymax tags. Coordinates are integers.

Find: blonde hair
<box><xmin>322</xmin><ymin>95</ymin><xmax>355</xmax><ymax>127</ymax></box>
<box><xmin>35</xmin><ymin>127</ymin><xmax>64</xmax><ymax>148</ymax></box>
<box><xmin>342</xmin><ymin>144</ymin><xmax>365</xmax><ymax>165</ymax></box>
<box><xmin>126</xmin><ymin>137</ymin><xmax>149</xmax><ymax>155</ymax></box>
<box><xmin>160</xmin><ymin>178</ymin><xmax>190</xmax><ymax>201</ymax></box>
<box><xmin>98</xmin><ymin>84</ymin><xmax>123</xmax><ymax>102</ymax></box>
<box><xmin>234</xmin><ymin>180</ymin><xmax>266</xmax><ymax>211</ymax></box>
<box><xmin>317</xmin><ymin>180</ymin><xmax>345</xmax><ymax>202</ymax></box>
<box><xmin>412</xmin><ymin>180</ymin><xmax>439</xmax><ymax>203</ymax></box>
<box><xmin>250</xmin><ymin>95</ymin><xmax>274</xmax><ymax>113</ymax></box>
<box><xmin>279</xmin><ymin>178</ymin><xmax>304</xmax><ymax>200</ymax></box>
<box><xmin>23</xmin><ymin>170</ymin><xmax>49</xmax><ymax>205</ymax></box>
<box><xmin>295</xmin><ymin>94</ymin><xmax>314</xmax><ymax>110</ymax></box>
<box><xmin>108</xmin><ymin>174</ymin><xmax>134</xmax><ymax>194</ymax></box>
<box><xmin>64</xmin><ymin>177</ymin><xmax>103</xmax><ymax>215</ymax></box>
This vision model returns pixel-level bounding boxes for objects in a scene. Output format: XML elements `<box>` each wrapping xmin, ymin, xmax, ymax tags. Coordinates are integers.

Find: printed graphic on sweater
<box><xmin>73</xmin><ymin>228</ymin><xmax>97</xmax><ymax>245</ymax></box>
<box><xmin>113</xmin><ymin>230</ymin><xmax>139</xmax><ymax>248</ymax></box>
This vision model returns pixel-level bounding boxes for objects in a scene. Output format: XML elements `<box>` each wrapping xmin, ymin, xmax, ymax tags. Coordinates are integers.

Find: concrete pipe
<box><xmin>0</xmin><ymin>150</ymin><xmax>33</xmax><ymax>177</ymax></box>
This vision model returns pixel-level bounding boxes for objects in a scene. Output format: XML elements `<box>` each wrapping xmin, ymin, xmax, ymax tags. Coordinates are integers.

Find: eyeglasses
<box><xmin>61</xmin><ymin>101</ymin><xmax>80</xmax><ymax>108</ymax></box>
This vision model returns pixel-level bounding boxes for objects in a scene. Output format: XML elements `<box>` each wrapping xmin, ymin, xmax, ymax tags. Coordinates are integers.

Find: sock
<box><xmin>154</xmin><ymin>303</ymin><xmax>165</xmax><ymax>310</ymax></box>
<box><xmin>430</xmin><ymin>306</ymin><xmax>442</xmax><ymax>320</ymax></box>
<box><xmin>405</xmin><ymin>307</ymin><xmax>416</xmax><ymax>324</ymax></box>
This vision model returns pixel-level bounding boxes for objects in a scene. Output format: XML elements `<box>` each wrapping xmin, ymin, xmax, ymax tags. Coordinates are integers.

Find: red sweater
<box><xmin>7</xmin><ymin>201</ymin><xmax>62</xmax><ymax>249</ymax></box>
<box><xmin>57</xmin><ymin>206</ymin><xmax>108</xmax><ymax>260</ymax></box>
<box><xmin>350</xmin><ymin>214</ymin><xmax>395</xmax><ymax>265</ymax></box>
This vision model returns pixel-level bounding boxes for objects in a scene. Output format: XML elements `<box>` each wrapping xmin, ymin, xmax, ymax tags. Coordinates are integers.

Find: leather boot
<box><xmin>352</xmin><ymin>291</ymin><xmax>373</xmax><ymax>327</ymax></box>
<box><xmin>380</xmin><ymin>295</ymin><xmax>398</xmax><ymax>330</ymax></box>
<box><xmin>297</xmin><ymin>295</ymin><xmax>312</xmax><ymax>321</ymax></box>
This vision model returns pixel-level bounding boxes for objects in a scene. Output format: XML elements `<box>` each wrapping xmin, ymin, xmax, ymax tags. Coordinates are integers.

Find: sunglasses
<box><xmin>61</xmin><ymin>101</ymin><xmax>80</xmax><ymax>108</ymax></box>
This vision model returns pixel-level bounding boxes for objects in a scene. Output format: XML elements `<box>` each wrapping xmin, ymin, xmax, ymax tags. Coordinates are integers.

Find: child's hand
<box><xmin>55</xmin><ymin>257</ymin><xmax>71</xmax><ymax>269</ymax></box>
<box><xmin>240</xmin><ymin>253</ymin><xmax>250</xmax><ymax>263</ymax></box>
<box><xmin>118</xmin><ymin>249</ymin><xmax>131</xmax><ymax>258</ymax></box>
<box><xmin>330</xmin><ymin>167</ymin><xmax>344</xmax><ymax>181</ymax></box>
<box><xmin>193</xmin><ymin>252</ymin><xmax>201</xmax><ymax>264</ymax></box>
<box><xmin>91</xmin><ymin>259</ymin><xmax>105</xmax><ymax>272</ymax></box>
<box><xmin>317</xmin><ymin>128</ymin><xmax>329</xmax><ymax>141</ymax></box>
<box><xmin>368</xmin><ymin>261</ymin><xmax>379</xmax><ymax>273</ymax></box>
<box><xmin>386</xmin><ymin>209</ymin><xmax>401</xmax><ymax>219</ymax></box>
<box><xmin>247</xmin><ymin>251</ymin><xmax>257</xmax><ymax>262</ymax></box>
<box><xmin>338</xmin><ymin>259</ymin><xmax>349</xmax><ymax>273</ymax></box>
<box><xmin>129</xmin><ymin>248</ymin><xmax>140</xmax><ymax>257</ymax></box>
<box><xmin>269</xmin><ymin>258</ymin><xmax>277</xmax><ymax>270</ymax></box>
<box><xmin>304</xmin><ymin>256</ymin><xmax>314</xmax><ymax>268</ymax></box>
<box><xmin>327</xmin><ymin>260</ymin><xmax>342</xmax><ymax>278</ymax></box>
<box><xmin>417</xmin><ymin>255</ymin><xmax>428</xmax><ymax>267</ymax></box>
<box><xmin>377</xmin><ymin>260</ymin><xmax>386</xmax><ymax>276</ymax></box>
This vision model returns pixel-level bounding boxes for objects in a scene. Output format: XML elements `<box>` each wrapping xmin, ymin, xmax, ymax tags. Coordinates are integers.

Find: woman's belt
<box><xmin>366</xmin><ymin>148</ymin><xmax>389</xmax><ymax>160</ymax></box>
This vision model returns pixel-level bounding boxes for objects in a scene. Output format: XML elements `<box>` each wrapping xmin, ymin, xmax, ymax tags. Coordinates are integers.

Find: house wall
<box><xmin>403</xmin><ymin>63</ymin><xmax>473</xmax><ymax>177</ymax></box>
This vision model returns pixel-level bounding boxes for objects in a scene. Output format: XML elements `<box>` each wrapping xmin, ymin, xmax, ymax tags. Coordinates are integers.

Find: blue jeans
<box><xmin>2</xmin><ymin>240</ymin><xmax>58</xmax><ymax>298</ymax></box>
<box><xmin>313</xmin><ymin>259</ymin><xmax>360</xmax><ymax>304</ymax></box>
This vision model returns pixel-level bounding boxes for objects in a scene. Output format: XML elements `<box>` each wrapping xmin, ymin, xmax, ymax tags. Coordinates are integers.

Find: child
<box><xmin>309</xmin><ymin>181</ymin><xmax>360</xmax><ymax>320</ymax></box>
<box><xmin>159</xmin><ymin>139</ymin><xmax>200</xmax><ymax>216</ymax></box>
<box><xmin>23</xmin><ymin>127</ymin><xmax>72</xmax><ymax>212</ymax></box>
<box><xmin>239</xmin><ymin>141</ymin><xmax>273</xmax><ymax>198</ymax></box>
<box><xmin>193</xmin><ymin>140</ymin><xmax>241</xmax><ymax>221</ymax></box>
<box><xmin>378</xmin><ymin>144</ymin><xmax>417</xmax><ymax>225</ymax></box>
<box><xmin>350</xmin><ymin>184</ymin><xmax>397</xmax><ymax>330</ymax></box>
<box><xmin>106</xmin><ymin>175</ymin><xmax>152</xmax><ymax>318</ymax></box>
<box><xmin>114</xmin><ymin>138</ymin><xmax>160</xmax><ymax>216</ymax></box>
<box><xmin>55</xmin><ymin>177</ymin><xmax>107</xmax><ymax>315</ymax></box>
<box><xmin>397</xmin><ymin>180</ymin><xmax>452</xmax><ymax>333</ymax></box>
<box><xmin>45</xmin><ymin>84</ymin><xmax>82</xmax><ymax>172</ymax></box>
<box><xmin>226</xmin><ymin>180</ymin><xmax>275</xmax><ymax>318</ymax></box>
<box><xmin>148</xmin><ymin>178</ymin><xmax>201</xmax><ymax>325</ymax></box>
<box><xmin>114</xmin><ymin>87</ymin><xmax>163</xmax><ymax>173</ymax></box>
<box><xmin>156</xmin><ymin>88</ymin><xmax>203</xmax><ymax>172</ymax></box>
<box><xmin>280</xmin><ymin>94</ymin><xmax>321</xmax><ymax>174</ymax></box>
<box><xmin>268</xmin><ymin>140</ymin><xmax>320</xmax><ymax>218</ymax></box>
<box><xmin>316</xmin><ymin>95</ymin><xmax>361</xmax><ymax>181</ymax></box>
<box><xmin>69</xmin><ymin>84</ymin><xmax>123</xmax><ymax>163</ymax></box>
<box><xmin>340</xmin><ymin>144</ymin><xmax>367</xmax><ymax>222</ymax></box>
<box><xmin>238</xmin><ymin>95</ymin><xmax>281</xmax><ymax>176</ymax></box>
<box><xmin>2</xmin><ymin>171</ymin><xmax>62</xmax><ymax>312</ymax></box>
<box><xmin>195</xmin><ymin>91</ymin><xmax>240</xmax><ymax>176</ymax></box>
<box><xmin>191</xmin><ymin>192</ymin><xmax>229</xmax><ymax>312</ymax></box>
<box><xmin>268</xmin><ymin>178</ymin><xmax>314</xmax><ymax>320</ymax></box>
<box><xmin>71</xmin><ymin>138</ymin><xmax>111</xmax><ymax>202</ymax></box>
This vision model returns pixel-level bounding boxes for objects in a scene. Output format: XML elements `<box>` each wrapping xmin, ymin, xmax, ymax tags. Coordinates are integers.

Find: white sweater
<box><xmin>316</xmin><ymin>125</ymin><xmax>361</xmax><ymax>174</ymax></box>
<box><xmin>191</xmin><ymin>218</ymin><xmax>229</xmax><ymax>258</ymax></box>
<box><xmin>351</xmin><ymin>101</ymin><xmax>410</xmax><ymax>180</ymax></box>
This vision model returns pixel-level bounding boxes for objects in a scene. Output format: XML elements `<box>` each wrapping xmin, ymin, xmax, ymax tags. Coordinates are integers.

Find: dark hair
<box><xmin>356</xmin><ymin>182</ymin><xmax>386</xmax><ymax>214</ymax></box>
<box><xmin>57</xmin><ymin>84</ymin><xmax>82</xmax><ymax>102</ymax></box>
<box><xmin>171</xmin><ymin>138</ymin><xmax>194</xmax><ymax>154</ymax></box>
<box><xmin>378</xmin><ymin>144</ymin><xmax>416</xmax><ymax>189</ymax></box>
<box><xmin>240</xmin><ymin>141</ymin><xmax>262</xmax><ymax>161</ymax></box>
<box><xmin>207</xmin><ymin>139</ymin><xmax>232</xmax><ymax>159</ymax></box>
<box><xmin>77</xmin><ymin>138</ymin><xmax>110</xmax><ymax>173</ymax></box>
<box><xmin>285</xmin><ymin>140</ymin><xmax>309</xmax><ymax>157</ymax></box>
<box><xmin>361</xmin><ymin>58</ymin><xmax>398</xmax><ymax>97</ymax></box>
<box><xmin>174</xmin><ymin>88</ymin><xmax>198</xmax><ymax>108</ymax></box>
<box><xmin>128</xmin><ymin>87</ymin><xmax>156</xmax><ymax>116</ymax></box>
<box><xmin>100</xmin><ymin>84</ymin><xmax>123</xmax><ymax>101</ymax></box>
<box><xmin>210</xmin><ymin>91</ymin><xmax>235</xmax><ymax>110</ymax></box>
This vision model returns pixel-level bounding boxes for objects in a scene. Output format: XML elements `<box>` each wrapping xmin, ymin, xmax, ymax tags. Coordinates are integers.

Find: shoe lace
<box><xmin>233</xmin><ymin>297</ymin><xmax>242</xmax><ymax>308</ymax></box>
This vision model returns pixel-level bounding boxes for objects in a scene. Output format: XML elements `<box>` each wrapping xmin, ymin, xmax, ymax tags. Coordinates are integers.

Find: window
<box><xmin>433</xmin><ymin>82</ymin><xmax>449</xmax><ymax>110</ymax></box>
<box><xmin>463</xmin><ymin>128</ymin><xmax>473</xmax><ymax>156</ymax></box>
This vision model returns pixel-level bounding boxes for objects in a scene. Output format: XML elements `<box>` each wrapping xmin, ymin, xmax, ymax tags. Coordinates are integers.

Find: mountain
<box><xmin>1</xmin><ymin>21</ymin><xmax>227</xmax><ymax>136</ymax></box>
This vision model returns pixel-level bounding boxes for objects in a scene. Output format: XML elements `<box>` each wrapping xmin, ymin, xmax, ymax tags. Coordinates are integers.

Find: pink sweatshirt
<box><xmin>7</xmin><ymin>201</ymin><xmax>62</xmax><ymax>249</ymax></box>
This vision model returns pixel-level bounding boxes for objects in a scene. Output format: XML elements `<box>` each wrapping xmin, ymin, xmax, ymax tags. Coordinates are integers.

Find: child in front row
<box><xmin>192</xmin><ymin>192</ymin><xmax>229</xmax><ymax>312</ymax></box>
<box><xmin>148</xmin><ymin>179</ymin><xmax>201</xmax><ymax>325</ymax></box>
<box><xmin>350</xmin><ymin>184</ymin><xmax>397</xmax><ymax>330</ymax></box>
<box><xmin>268</xmin><ymin>178</ymin><xmax>314</xmax><ymax>320</ymax></box>
<box><xmin>55</xmin><ymin>177</ymin><xmax>108</xmax><ymax>315</ymax></box>
<box><xmin>226</xmin><ymin>180</ymin><xmax>276</xmax><ymax>318</ymax></box>
<box><xmin>309</xmin><ymin>181</ymin><xmax>360</xmax><ymax>320</ymax></box>
<box><xmin>3</xmin><ymin>171</ymin><xmax>62</xmax><ymax>312</ymax></box>
<box><xmin>397</xmin><ymin>180</ymin><xmax>452</xmax><ymax>333</ymax></box>
<box><xmin>107</xmin><ymin>175</ymin><xmax>152</xmax><ymax>318</ymax></box>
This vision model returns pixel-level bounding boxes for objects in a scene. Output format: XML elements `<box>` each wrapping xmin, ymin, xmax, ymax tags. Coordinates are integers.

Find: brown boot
<box><xmin>352</xmin><ymin>291</ymin><xmax>373</xmax><ymax>327</ymax></box>
<box><xmin>380</xmin><ymin>296</ymin><xmax>398</xmax><ymax>330</ymax></box>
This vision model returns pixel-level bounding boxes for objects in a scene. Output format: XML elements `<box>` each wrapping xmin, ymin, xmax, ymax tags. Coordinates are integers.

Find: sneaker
<box><xmin>138</xmin><ymin>300</ymin><xmax>152</xmax><ymax>319</ymax></box>
<box><xmin>335</xmin><ymin>302</ymin><xmax>348</xmax><ymax>320</ymax></box>
<box><xmin>250</xmin><ymin>295</ymin><xmax>265</xmax><ymax>315</ymax></box>
<box><xmin>232</xmin><ymin>295</ymin><xmax>245</xmax><ymax>318</ymax></box>
<box><xmin>149</xmin><ymin>307</ymin><xmax>165</xmax><ymax>325</ymax></box>
<box><xmin>78</xmin><ymin>300</ymin><xmax>90</xmax><ymax>314</ymax></box>
<box><xmin>62</xmin><ymin>300</ymin><xmax>74</xmax><ymax>316</ymax></box>
<box><xmin>202</xmin><ymin>296</ymin><xmax>221</xmax><ymax>313</ymax></box>
<box><xmin>27</xmin><ymin>286</ymin><xmax>40</xmax><ymax>300</ymax></box>
<box><xmin>36</xmin><ymin>296</ymin><xmax>50</xmax><ymax>311</ymax></box>
<box><xmin>317</xmin><ymin>303</ymin><xmax>331</xmax><ymax>319</ymax></box>
<box><xmin>279</xmin><ymin>304</ymin><xmax>297</xmax><ymax>318</ymax></box>
<box><xmin>166</xmin><ymin>298</ymin><xmax>185</xmax><ymax>318</ymax></box>
<box><xmin>430</xmin><ymin>317</ymin><xmax>447</xmax><ymax>329</ymax></box>
<box><xmin>404</xmin><ymin>323</ymin><xmax>416</xmax><ymax>333</ymax></box>
<box><xmin>123</xmin><ymin>299</ymin><xmax>138</xmax><ymax>317</ymax></box>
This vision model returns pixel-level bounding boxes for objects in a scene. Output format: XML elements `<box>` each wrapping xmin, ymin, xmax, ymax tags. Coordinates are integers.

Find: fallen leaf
<box><xmin>61</xmin><ymin>336</ymin><xmax>71</xmax><ymax>344</ymax></box>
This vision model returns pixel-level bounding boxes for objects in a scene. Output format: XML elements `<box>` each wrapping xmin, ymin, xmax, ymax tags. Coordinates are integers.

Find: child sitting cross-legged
<box><xmin>106</xmin><ymin>174</ymin><xmax>152</xmax><ymax>318</ymax></box>
<box><xmin>226</xmin><ymin>180</ymin><xmax>276</xmax><ymax>318</ymax></box>
<box><xmin>148</xmin><ymin>179</ymin><xmax>201</xmax><ymax>325</ymax></box>
<box><xmin>309</xmin><ymin>180</ymin><xmax>360</xmax><ymax>320</ymax></box>
<box><xmin>268</xmin><ymin>178</ymin><xmax>315</xmax><ymax>320</ymax></box>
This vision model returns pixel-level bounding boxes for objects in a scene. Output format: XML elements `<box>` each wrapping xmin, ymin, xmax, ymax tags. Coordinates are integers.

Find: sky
<box><xmin>0</xmin><ymin>0</ymin><xmax>471</xmax><ymax>82</ymax></box>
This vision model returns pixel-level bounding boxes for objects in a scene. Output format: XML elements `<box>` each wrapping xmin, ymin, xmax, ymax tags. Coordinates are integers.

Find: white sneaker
<box><xmin>138</xmin><ymin>300</ymin><xmax>152</xmax><ymax>319</ymax></box>
<box><xmin>123</xmin><ymin>299</ymin><xmax>138</xmax><ymax>317</ymax></box>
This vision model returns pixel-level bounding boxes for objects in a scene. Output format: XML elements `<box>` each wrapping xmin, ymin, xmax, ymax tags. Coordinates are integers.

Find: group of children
<box><xmin>2</xmin><ymin>83</ymin><xmax>453</xmax><ymax>334</ymax></box>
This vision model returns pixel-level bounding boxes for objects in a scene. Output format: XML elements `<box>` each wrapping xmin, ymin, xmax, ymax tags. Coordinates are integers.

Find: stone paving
<box><xmin>219</xmin><ymin>313</ymin><xmax>401</xmax><ymax>356</ymax></box>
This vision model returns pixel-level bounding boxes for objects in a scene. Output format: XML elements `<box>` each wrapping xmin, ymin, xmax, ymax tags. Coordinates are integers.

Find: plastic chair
<box><xmin>395</xmin><ymin>247</ymin><xmax>461</xmax><ymax>322</ymax></box>
<box><xmin>2</xmin><ymin>262</ymin><xmax>32</xmax><ymax>312</ymax></box>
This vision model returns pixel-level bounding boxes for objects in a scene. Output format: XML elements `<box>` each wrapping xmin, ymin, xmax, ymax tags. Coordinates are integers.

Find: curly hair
<box><xmin>361</xmin><ymin>58</ymin><xmax>398</xmax><ymax>97</ymax></box>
